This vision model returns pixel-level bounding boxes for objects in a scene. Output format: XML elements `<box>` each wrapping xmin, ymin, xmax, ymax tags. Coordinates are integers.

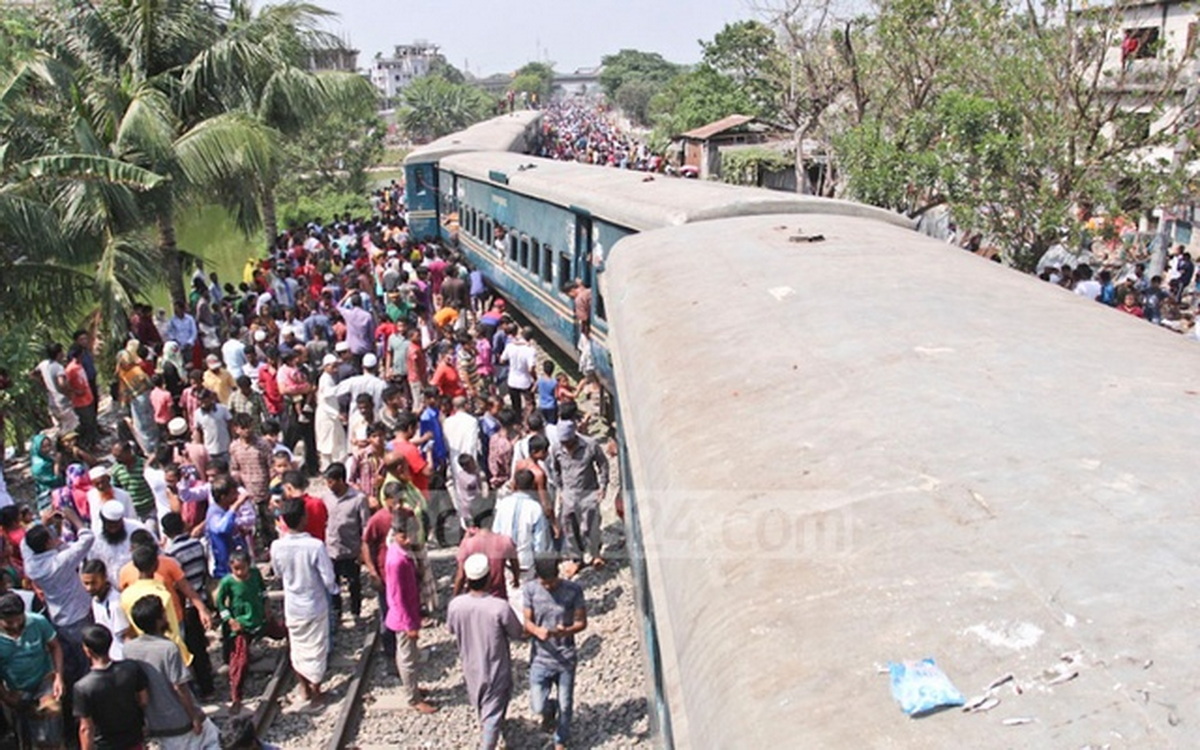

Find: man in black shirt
<box><xmin>73</xmin><ymin>625</ymin><xmax>148</xmax><ymax>750</ymax></box>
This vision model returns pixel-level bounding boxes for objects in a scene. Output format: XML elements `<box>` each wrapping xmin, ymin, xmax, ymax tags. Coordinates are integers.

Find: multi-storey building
<box><xmin>369</xmin><ymin>42</ymin><xmax>441</xmax><ymax>103</ymax></box>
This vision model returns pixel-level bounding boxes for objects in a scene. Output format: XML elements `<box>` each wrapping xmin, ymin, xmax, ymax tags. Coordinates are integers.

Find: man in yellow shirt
<box><xmin>120</xmin><ymin>545</ymin><xmax>192</xmax><ymax>666</ymax></box>
<box><xmin>203</xmin><ymin>355</ymin><xmax>236</xmax><ymax>405</ymax></box>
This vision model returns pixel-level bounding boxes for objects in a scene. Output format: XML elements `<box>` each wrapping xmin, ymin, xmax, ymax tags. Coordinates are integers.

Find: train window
<box><xmin>541</xmin><ymin>246</ymin><xmax>553</xmax><ymax>284</ymax></box>
<box><xmin>508</xmin><ymin>233</ymin><xmax>518</xmax><ymax>262</ymax></box>
<box><xmin>530</xmin><ymin>240</ymin><xmax>541</xmax><ymax>277</ymax></box>
<box><xmin>596</xmin><ymin>285</ymin><xmax>607</xmax><ymax>321</ymax></box>
<box><xmin>465</xmin><ymin>208</ymin><xmax>474</xmax><ymax>239</ymax></box>
<box><xmin>519</xmin><ymin>236</ymin><xmax>530</xmax><ymax>270</ymax></box>
<box><xmin>559</xmin><ymin>253</ymin><xmax>572</xmax><ymax>293</ymax></box>
<box><xmin>484</xmin><ymin>219</ymin><xmax>493</xmax><ymax>247</ymax></box>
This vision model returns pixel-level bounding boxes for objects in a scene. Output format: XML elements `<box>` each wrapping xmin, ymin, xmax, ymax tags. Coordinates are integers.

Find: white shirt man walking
<box><xmin>270</xmin><ymin>497</ymin><xmax>338</xmax><ymax>706</ymax></box>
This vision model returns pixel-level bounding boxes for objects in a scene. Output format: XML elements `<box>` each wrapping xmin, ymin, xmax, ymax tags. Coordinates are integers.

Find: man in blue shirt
<box><xmin>418</xmin><ymin>387</ymin><xmax>448</xmax><ymax>473</ymax></box>
<box><xmin>522</xmin><ymin>556</ymin><xmax>586</xmax><ymax>750</ymax></box>
<box><xmin>206</xmin><ymin>476</ymin><xmax>252</xmax><ymax>580</ymax></box>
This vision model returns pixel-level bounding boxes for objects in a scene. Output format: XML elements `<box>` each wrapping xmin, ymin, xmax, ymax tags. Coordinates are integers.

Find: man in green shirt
<box><xmin>0</xmin><ymin>592</ymin><xmax>65</xmax><ymax>749</ymax></box>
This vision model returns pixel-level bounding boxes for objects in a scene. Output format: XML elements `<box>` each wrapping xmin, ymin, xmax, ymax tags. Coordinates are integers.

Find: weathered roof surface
<box><xmin>403</xmin><ymin>110</ymin><xmax>543</xmax><ymax>166</ymax></box>
<box><xmin>679</xmin><ymin>114</ymin><xmax>757</xmax><ymax>140</ymax></box>
<box><xmin>441</xmin><ymin>151</ymin><xmax>910</xmax><ymax>232</ymax></box>
<box><xmin>605</xmin><ymin>213</ymin><xmax>1200</xmax><ymax>748</ymax></box>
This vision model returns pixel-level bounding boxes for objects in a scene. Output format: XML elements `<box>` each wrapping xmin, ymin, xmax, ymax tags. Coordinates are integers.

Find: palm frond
<box><xmin>174</xmin><ymin>111</ymin><xmax>279</xmax><ymax>189</ymax></box>
<box><xmin>13</xmin><ymin>153</ymin><xmax>166</xmax><ymax>189</ymax></box>
<box><xmin>115</xmin><ymin>83</ymin><xmax>179</xmax><ymax>169</ymax></box>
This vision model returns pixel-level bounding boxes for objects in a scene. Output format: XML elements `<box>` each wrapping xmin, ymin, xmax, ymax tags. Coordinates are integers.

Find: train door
<box><xmin>573</xmin><ymin>212</ymin><xmax>593</xmax><ymax>289</ymax></box>
<box><xmin>404</xmin><ymin>162</ymin><xmax>439</xmax><ymax>240</ymax></box>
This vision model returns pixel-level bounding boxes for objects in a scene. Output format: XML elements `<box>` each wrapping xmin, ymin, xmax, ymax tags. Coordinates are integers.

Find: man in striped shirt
<box><xmin>110</xmin><ymin>441</ymin><xmax>157</xmax><ymax>531</ymax></box>
<box><xmin>162</xmin><ymin>511</ymin><xmax>215</xmax><ymax>699</ymax></box>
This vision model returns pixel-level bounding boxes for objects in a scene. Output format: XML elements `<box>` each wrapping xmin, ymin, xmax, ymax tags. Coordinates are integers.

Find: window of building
<box><xmin>1123</xmin><ymin>27</ymin><xmax>1161</xmax><ymax>60</ymax></box>
<box><xmin>1118</xmin><ymin>110</ymin><xmax>1153</xmax><ymax>141</ymax></box>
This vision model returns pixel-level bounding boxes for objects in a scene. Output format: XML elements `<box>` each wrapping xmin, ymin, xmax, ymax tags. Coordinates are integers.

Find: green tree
<box><xmin>511</xmin><ymin>61</ymin><xmax>555</xmax><ymax>101</ymax></box>
<box><xmin>0</xmin><ymin>54</ymin><xmax>167</xmax><ymax>357</ymax></box>
<box><xmin>44</xmin><ymin>0</ymin><xmax>281</xmax><ymax>306</ymax></box>
<box><xmin>427</xmin><ymin>56</ymin><xmax>466</xmax><ymax>84</ymax></box>
<box><xmin>649</xmin><ymin>65</ymin><xmax>760</xmax><ymax>136</ymax></box>
<box><xmin>278</xmin><ymin>108</ymin><xmax>385</xmax><ymax>206</ymax></box>
<box><xmin>599</xmin><ymin>49</ymin><xmax>680</xmax><ymax>100</ymax></box>
<box><xmin>615</xmin><ymin>80</ymin><xmax>657</xmax><ymax>127</ymax></box>
<box><xmin>400</xmin><ymin>75</ymin><xmax>494</xmax><ymax>141</ymax></box>
<box><xmin>700</xmin><ymin>20</ymin><xmax>782</xmax><ymax>118</ymax></box>
<box><xmin>205</xmin><ymin>2</ymin><xmax>380</xmax><ymax>246</ymax></box>
<box><xmin>834</xmin><ymin>0</ymin><xmax>1194</xmax><ymax>270</ymax></box>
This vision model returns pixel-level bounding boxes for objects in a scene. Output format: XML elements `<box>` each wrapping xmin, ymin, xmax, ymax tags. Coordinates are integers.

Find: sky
<box><xmin>315</xmin><ymin>0</ymin><xmax>758</xmax><ymax>77</ymax></box>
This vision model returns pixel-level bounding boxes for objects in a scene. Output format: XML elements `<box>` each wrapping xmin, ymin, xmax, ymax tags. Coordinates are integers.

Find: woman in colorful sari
<box><xmin>50</xmin><ymin>463</ymin><xmax>92</xmax><ymax>539</ymax></box>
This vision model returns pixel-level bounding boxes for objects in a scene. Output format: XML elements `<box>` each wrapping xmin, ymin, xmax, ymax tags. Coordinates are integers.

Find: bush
<box><xmin>279</xmin><ymin>189</ymin><xmax>373</xmax><ymax>230</ymax></box>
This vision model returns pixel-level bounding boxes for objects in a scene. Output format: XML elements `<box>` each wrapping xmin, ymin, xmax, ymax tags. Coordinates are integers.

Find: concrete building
<box><xmin>307</xmin><ymin>44</ymin><xmax>359</xmax><ymax>74</ymax></box>
<box><xmin>1093</xmin><ymin>1</ymin><xmax>1200</xmax><ymax>251</ymax></box>
<box><xmin>370</xmin><ymin>42</ymin><xmax>441</xmax><ymax>103</ymax></box>
<box><xmin>551</xmin><ymin>66</ymin><xmax>603</xmax><ymax>99</ymax></box>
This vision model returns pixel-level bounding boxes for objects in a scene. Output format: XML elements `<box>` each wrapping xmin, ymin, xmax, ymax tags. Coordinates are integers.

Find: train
<box><xmin>409</xmin><ymin>113</ymin><xmax>1200</xmax><ymax>747</ymax></box>
<box><xmin>405</xmin><ymin>112</ymin><xmax>904</xmax><ymax>388</ymax></box>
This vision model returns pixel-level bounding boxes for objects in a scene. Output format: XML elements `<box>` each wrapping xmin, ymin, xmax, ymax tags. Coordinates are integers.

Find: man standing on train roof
<box><xmin>447</xmin><ymin>553</ymin><xmax>524</xmax><ymax>750</ymax></box>
<box><xmin>549</xmin><ymin>420</ymin><xmax>608</xmax><ymax>573</ymax></box>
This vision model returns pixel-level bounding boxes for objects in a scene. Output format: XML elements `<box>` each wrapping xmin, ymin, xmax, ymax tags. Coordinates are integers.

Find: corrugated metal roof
<box><xmin>679</xmin><ymin>114</ymin><xmax>757</xmax><ymax>141</ymax></box>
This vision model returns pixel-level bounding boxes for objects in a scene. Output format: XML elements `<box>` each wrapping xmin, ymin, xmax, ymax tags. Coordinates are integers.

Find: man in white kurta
<box><xmin>270</xmin><ymin>498</ymin><xmax>338</xmax><ymax>703</ymax></box>
<box><xmin>314</xmin><ymin>355</ymin><xmax>347</xmax><ymax>470</ymax></box>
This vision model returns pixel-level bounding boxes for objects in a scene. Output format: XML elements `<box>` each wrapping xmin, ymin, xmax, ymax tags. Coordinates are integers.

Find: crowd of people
<box><xmin>2</xmin><ymin>190</ymin><xmax>617</xmax><ymax>749</ymax></box>
<box><xmin>1039</xmin><ymin>245</ymin><xmax>1200</xmax><ymax>330</ymax></box>
<box><xmin>539</xmin><ymin>102</ymin><xmax>664</xmax><ymax>173</ymax></box>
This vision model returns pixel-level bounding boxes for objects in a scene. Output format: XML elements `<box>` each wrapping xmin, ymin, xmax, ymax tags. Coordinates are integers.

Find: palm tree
<box><xmin>47</xmin><ymin>0</ymin><xmax>280</xmax><ymax>306</ymax></box>
<box><xmin>0</xmin><ymin>53</ymin><xmax>165</xmax><ymax>335</ymax></box>
<box><xmin>195</xmin><ymin>1</ymin><xmax>378</xmax><ymax>246</ymax></box>
<box><xmin>401</xmin><ymin>75</ymin><xmax>494</xmax><ymax>142</ymax></box>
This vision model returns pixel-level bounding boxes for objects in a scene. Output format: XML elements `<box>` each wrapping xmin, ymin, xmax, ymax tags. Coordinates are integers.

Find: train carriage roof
<box><xmin>605</xmin><ymin>213</ymin><xmax>1200</xmax><ymax>748</ymax></box>
<box><xmin>440</xmin><ymin>151</ymin><xmax>911</xmax><ymax>232</ymax></box>
<box><xmin>403</xmin><ymin>110</ymin><xmax>543</xmax><ymax>166</ymax></box>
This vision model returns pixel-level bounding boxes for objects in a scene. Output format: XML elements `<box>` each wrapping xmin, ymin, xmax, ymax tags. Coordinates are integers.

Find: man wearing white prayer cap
<box><xmin>447</xmin><ymin>553</ymin><xmax>524</xmax><ymax>750</ymax></box>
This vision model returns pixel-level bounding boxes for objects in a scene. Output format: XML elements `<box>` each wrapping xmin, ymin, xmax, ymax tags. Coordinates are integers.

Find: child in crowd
<box><xmin>216</xmin><ymin>550</ymin><xmax>286</xmax><ymax>715</ymax></box>
<box><xmin>535</xmin><ymin>360</ymin><xmax>558</xmax><ymax>425</ymax></box>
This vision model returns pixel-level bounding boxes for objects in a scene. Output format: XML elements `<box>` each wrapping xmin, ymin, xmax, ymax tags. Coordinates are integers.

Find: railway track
<box><xmin>248</xmin><ymin>611</ymin><xmax>381</xmax><ymax>750</ymax></box>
